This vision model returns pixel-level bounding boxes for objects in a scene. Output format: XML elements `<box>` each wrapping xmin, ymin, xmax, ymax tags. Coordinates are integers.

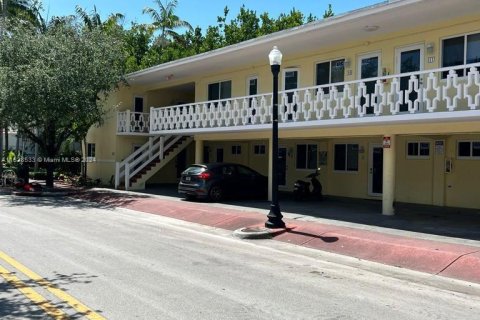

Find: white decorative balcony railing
<box><xmin>117</xmin><ymin>110</ymin><xmax>150</xmax><ymax>134</ymax></box>
<box><xmin>150</xmin><ymin>63</ymin><xmax>480</xmax><ymax>134</ymax></box>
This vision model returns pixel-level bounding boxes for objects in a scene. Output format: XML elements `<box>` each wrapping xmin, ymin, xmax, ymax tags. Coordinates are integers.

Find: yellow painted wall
<box><xmin>86</xmin><ymin>161</ymin><xmax>116</xmax><ymax>186</ymax></box>
<box><xmin>86</xmin><ymin>92</ymin><xmax>120</xmax><ymax>184</ymax></box>
<box><xmin>445</xmin><ymin>134</ymin><xmax>480</xmax><ymax>209</ymax></box>
<box><xmin>147</xmin><ymin>143</ymin><xmax>196</xmax><ymax>184</ymax></box>
<box><xmin>324</xmin><ymin>137</ymin><xmax>378</xmax><ymax>199</ymax></box>
<box><xmin>85</xmin><ymin>13</ymin><xmax>480</xmax><ymax>209</ymax></box>
<box><xmin>186</xmin><ymin>133</ymin><xmax>480</xmax><ymax>209</ymax></box>
<box><xmin>114</xmin><ymin>85</ymin><xmax>147</xmax><ymax>112</ymax></box>
<box><xmin>395</xmin><ymin>136</ymin><xmax>436</xmax><ymax>204</ymax></box>
<box><xmin>115</xmin><ymin>136</ymin><xmax>150</xmax><ymax>161</ymax></box>
<box><xmin>147</xmin><ymin>88</ymin><xmax>195</xmax><ymax>108</ymax></box>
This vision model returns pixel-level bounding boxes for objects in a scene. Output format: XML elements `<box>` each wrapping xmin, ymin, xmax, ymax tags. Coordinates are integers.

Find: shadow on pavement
<box><xmin>1</xmin><ymin>189</ymin><xmax>150</xmax><ymax>211</ymax></box>
<box><xmin>284</xmin><ymin>227</ymin><xmax>339</xmax><ymax>243</ymax></box>
<box><xmin>145</xmin><ymin>184</ymin><xmax>480</xmax><ymax>241</ymax></box>
<box><xmin>3</xmin><ymin>183</ymin><xmax>480</xmax><ymax>241</ymax></box>
<box><xmin>0</xmin><ymin>272</ymin><xmax>102</xmax><ymax>319</ymax></box>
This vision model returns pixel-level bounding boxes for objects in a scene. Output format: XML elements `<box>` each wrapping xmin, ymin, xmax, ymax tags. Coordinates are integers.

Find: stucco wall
<box><xmin>85</xmin><ymin>14</ymin><xmax>480</xmax><ymax>209</ymax></box>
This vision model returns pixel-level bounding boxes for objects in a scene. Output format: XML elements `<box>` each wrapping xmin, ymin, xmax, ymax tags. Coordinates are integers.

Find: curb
<box><xmin>233</xmin><ymin>226</ymin><xmax>288</xmax><ymax>239</ymax></box>
<box><xmin>12</xmin><ymin>191</ymin><xmax>72</xmax><ymax>197</ymax></box>
<box><xmin>233</xmin><ymin>227</ymin><xmax>273</xmax><ymax>239</ymax></box>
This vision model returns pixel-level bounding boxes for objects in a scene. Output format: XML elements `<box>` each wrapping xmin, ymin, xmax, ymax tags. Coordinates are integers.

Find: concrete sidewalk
<box><xmin>75</xmin><ymin>189</ymin><xmax>480</xmax><ymax>284</ymax></box>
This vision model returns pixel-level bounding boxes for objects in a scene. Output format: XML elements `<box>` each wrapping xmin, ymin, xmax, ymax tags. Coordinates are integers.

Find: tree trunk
<box><xmin>82</xmin><ymin>139</ymin><xmax>87</xmax><ymax>179</ymax></box>
<box><xmin>45</xmin><ymin>160</ymin><xmax>54</xmax><ymax>188</ymax></box>
<box><xmin>34</xmin><ymin>143</ymin><xmax>39</xmax><ymax>170</ymax></box>
<box><xmin>2</xmin><ymin>0</ymin><xmax>8</xmax><ymax>19</ymax></box>
<box><xmin>4</xmin><ymin>126</ymin><xmax>8</xmax><ymax>162</ymax></box>
<box><xmin>0</xmin><ymin>127</ymin><xmax>3</xmax><ymax>173</ymax></box>
<box><xmin>15</xmin><ymin>132</ymin><xmax>20</xmax><ymax>153</ymax></box>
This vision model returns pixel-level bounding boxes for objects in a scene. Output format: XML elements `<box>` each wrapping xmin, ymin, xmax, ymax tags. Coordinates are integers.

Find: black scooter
<box><xmin>293</xmin><ymin>168</ymin><xmax>323</xmax><ymax>201</ymax></box>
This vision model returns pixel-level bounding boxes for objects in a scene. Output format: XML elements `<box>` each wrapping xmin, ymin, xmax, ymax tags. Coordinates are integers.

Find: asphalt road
<box><xmin>1</xmin><ymin>195</ymin><xmax>479</xmax><ymax>320</ymax></box>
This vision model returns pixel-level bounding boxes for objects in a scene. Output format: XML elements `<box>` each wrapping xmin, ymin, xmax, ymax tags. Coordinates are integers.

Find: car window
<box><xmin>221</xmin><ymin>165</ymin><xmax>235</xmax><ymax>176</ymax></box>
<box><xmin>210</xmin><ymin>166</ymin><xmax>222</xmax><ymax>174</ymax></box>
<box><xmin>184</xmin><ymin>166</ymin><xmax>205</xmax><ymax>174</ymax></box>
<box><xmin>236</xmin><ymin>165</ymin><xmax>256</xmax><ymax>176</ymax></box>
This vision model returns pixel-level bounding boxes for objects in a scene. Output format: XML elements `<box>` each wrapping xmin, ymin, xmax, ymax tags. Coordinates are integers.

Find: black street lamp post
<box><xmin>265</xmin><ymin>46</ymin><xmax>286</xmax><ymax>229</ymax></box>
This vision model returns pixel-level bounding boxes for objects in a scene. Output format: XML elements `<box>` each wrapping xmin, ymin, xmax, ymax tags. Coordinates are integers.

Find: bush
<box><xmin>68</xmin><ymin>175</ymin><xmax>101</xmax><ymax>187</ymax></box>
<box><xmin>28</xmin><ymin>170</ymin><xmax>60</xmax><ymax>180</ymax></box>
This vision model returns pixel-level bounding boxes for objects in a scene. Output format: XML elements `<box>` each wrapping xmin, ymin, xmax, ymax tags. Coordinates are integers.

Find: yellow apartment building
<box><xmin>86</xmin><ymin>0</ymin><xmax>480</xmax><ymax>214</ymax></box>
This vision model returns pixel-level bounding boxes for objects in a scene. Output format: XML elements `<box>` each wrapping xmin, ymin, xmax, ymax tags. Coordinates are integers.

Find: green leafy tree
<box><xmin>1</xmin><ymin>0</ymin><xmax>32</xmax><ymax>20</ymax></box>
<box><xmin>223</xmin><ymin>5</ymin><xmax>260</xmax><ymax>45</ymax></box>
<box><xmin>201</xmin><ymin>25</ymin><xmax>223</xmax><ymax>52</ymax></box>
<box><xmin>0</xmin><ymin>0</ymin><xmax>45</xmax><ymax>165</ymax></box>
<box><xmin>258</xmin><ymin>12</ymin><xmax>276</xmax><ymax>35</ymax></box>
<box><xmin>323</xmin><ymin>4</ymin><xmax>334</xmax><ymax>18</ymax></box>
<box><xmin>124</xmin><ymin>22</ymin><xmax>154</xmax><ymax>73</ymax></box>
<box><xmin>1</xmin><ymin>0</ymin><xmax>46</xmax><ymax>31</ymax></box>
<box><xmin>0</xmin><ymin>22</ymin><xmax>126</xmax><ymax>187</ymax></box>
<box><xmin>275</xmin><ymin>8</ymin><xmax>305</xmax><ymax>31</ymax></box>
<box><xmin>142</xmin><ymin>0</ymin><xmax>192</xmax><ymax>47</ymax></box>
<box><xmin>125</xmin><ymin>2</ymin><xmax>334</xmax><ymax>70</ymax></box>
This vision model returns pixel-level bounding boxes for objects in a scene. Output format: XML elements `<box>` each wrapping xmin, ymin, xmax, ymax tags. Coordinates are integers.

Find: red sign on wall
<box><xmin>383</xmin><ymin>136</ymin><xmax>391</xmax><ymax>148</ymax></box>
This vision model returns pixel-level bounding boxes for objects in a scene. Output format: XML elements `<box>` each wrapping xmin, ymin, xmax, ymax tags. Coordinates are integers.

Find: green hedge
<box><xmin>29</xmin><ymin>171</ymin><xmax>60</xmax><ymax>180</ymax></box>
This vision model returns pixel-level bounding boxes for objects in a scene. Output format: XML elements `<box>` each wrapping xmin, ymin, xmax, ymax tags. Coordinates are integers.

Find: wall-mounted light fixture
<box><xmin>344</xmin><ymin>58</ymin><xmax>351</xmax><ymax>68</ymax></box>
<box><xmin>426</xmin><ymin>42</ymin><xmax>435</xmax><ymax>54</ymax></box>
<box><xmin>287</xmin><ymin>147</ymin><xmax>294</xmax><ymax>157</ymax></box>
<box><xmin>363</xmin><ymin>25</ymin><xmax>379</xmax><ymax>32</ymax></box>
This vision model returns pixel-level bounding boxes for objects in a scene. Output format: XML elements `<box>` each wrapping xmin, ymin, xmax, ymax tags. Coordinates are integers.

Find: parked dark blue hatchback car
<box><xmin>178</xmin><ymin>163</ymin><xmax>268</xmax><ymax>201</ymax></box>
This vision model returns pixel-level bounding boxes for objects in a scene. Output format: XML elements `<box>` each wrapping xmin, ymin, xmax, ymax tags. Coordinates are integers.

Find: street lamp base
<box><xmin>265</xmin><ymin>203</ymin><xmax>285</xmax><ymax>228</ymax></box>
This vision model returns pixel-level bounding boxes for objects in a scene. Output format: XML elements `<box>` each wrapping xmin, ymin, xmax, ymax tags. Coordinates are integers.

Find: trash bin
<box><xmin>17</xmin><ymin>163</ymin><xmax>29</xmax><ymax>184</ymax></box>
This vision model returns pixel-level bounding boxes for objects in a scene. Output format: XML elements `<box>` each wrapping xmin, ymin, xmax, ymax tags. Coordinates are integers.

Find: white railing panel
<box><xmin>117</xmin><ymin>111</ymin><xmax>150</xmax><ymax>134</ymax></box>
<box><xmin>149</xmin><ymin>63</ymin><xmax>480</xmax><ymax>134</ymax></box>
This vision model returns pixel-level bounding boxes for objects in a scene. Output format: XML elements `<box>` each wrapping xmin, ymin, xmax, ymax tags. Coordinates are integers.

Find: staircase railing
<box><xmin>115</xmin><ymin>135</ymin><xmax>183</xmax><ymax>190</ymax></box>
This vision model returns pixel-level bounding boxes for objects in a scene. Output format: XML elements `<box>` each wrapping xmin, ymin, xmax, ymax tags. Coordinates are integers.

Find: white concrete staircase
<box><xmin>115</xmin><ymin>135</ymin><xmax>192</xmax><ymax>190</ymax></box>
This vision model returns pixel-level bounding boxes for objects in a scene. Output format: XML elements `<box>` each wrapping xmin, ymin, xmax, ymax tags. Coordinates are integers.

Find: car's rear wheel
<box><xmin>209</xmin><ymin>185</ymin><xmax>223</xmax><ymax>202</ymax></box>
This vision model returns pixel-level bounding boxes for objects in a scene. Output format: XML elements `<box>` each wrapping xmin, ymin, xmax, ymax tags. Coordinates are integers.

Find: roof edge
<box><xmin>126</xmin><ymin>0</ymin><xmax>419</xmax><ymax>80</ymax></box>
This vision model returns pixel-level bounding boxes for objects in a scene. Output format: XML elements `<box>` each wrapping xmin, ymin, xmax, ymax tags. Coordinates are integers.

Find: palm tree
<box><xmin>75</xmin><ymin>5</ymin><xmax>124</xmax><ymax>32</ymax></box>
<box><xmin>1</xmin><ymin>0</ymin><xmax>36</xmax><ymax>22</ymax></box>
<box><xmin>75</xmin><ymin>5</ymin><xmax>102</xmax><ymax>30</ymax></box>
<box><xmin>1</xmin><ymin>0</ymin><xmax>46</xmax><ymax>31</ymax></box>
<box><xmin>142</xmin><ymin>0</ymin><xmax>192</xmax><ymax>47</ymax></box>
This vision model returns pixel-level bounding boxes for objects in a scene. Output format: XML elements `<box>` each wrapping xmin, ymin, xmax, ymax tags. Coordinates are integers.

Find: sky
<box><xmin>41</xmin><ymin>0</ymin><xmax>383</xmax><ymax>31</ymax></box>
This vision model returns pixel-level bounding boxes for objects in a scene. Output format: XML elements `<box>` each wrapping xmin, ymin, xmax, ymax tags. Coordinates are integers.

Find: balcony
<box><xmin>117</xmin><ymin>110</ymin><xmax>150</xmax><ymax>135</ymax></box>
<box><xmin>118</xmin><ymin>63</ymin><xmax>480</xmax><ymax>136</ymax></box>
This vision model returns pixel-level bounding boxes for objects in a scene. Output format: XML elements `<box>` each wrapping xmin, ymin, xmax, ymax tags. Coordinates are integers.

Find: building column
<box><xmin>382</xmin><ymin>134</ymin><xmax>396</xmax><ymax>215</ymax></box>
<box><xmin>268</xmin><ymin>137</ymin><xmax>273</xmax><ymax>201</ymax></box>
<box><xmin>195</xmin><ymin>139</ymin><xmax>203</xmax><ymax>164</ymax></box>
